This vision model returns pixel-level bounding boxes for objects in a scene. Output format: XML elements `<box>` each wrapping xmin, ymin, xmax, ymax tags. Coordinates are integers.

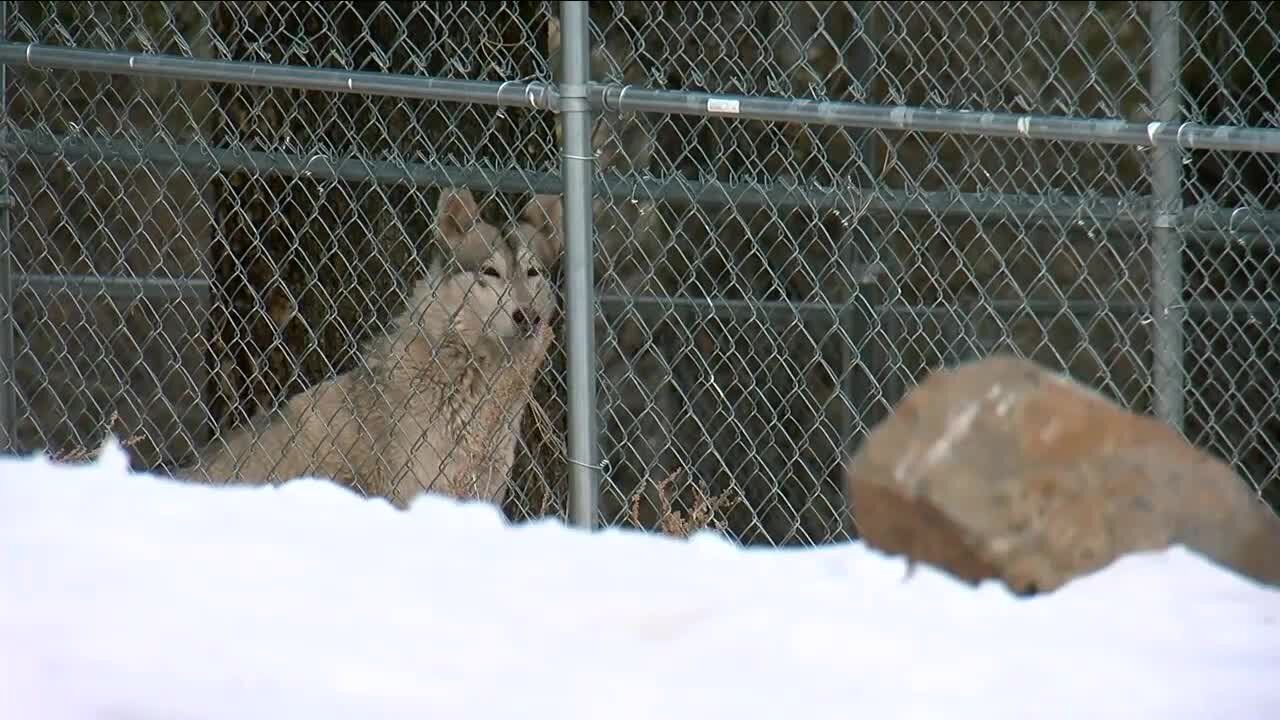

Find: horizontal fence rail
<box><xmin>0</xmin><ymin>42</ymin><xmax>558</xmax><ymax>111</ymax></box>
<box><xmin>9</xmin><ymin>127</ymin><xmax>1280</xmax><ymax>242</ymax></box>
<box><xmin>6</xmin><ymin>40</ymin><xmax>1280</xmax><ymax>155</ymax></box>
<box><xmin>597</xmin><ymin>85</ymin><xmax>1280</xmax><ymax>154</ymax></box>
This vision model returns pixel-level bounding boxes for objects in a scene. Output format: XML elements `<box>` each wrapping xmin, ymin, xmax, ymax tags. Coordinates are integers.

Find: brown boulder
<box><xmin>845</xmin><ymin>354</ymin><xmax>1280</xmax><ymax>595</ymax></box>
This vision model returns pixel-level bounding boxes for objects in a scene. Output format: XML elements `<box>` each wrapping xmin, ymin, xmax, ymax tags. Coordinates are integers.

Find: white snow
<box><xmin>0</xmin><ymin>438</ymin><xmax>1277</xmax><ymax>720</ymax></box>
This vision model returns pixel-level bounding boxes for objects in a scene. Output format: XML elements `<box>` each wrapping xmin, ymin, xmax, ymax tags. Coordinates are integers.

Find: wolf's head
<box><xmin>413</xmin><ymin>187</ymin><xmax>564</xmax><ymax>356</ymax></box>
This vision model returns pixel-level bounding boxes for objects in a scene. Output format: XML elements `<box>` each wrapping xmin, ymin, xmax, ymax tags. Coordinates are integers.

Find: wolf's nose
<box><xmin>512</xmin><ymin>309</ymin><xmax>541</xmax><ymax>335</ymax></box>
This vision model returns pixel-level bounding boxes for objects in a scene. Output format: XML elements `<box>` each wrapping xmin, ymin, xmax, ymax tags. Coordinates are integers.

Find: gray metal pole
<box><xmin>1150</xmin><ymin>1</ymin><xmax>1185</xmax><ymax>432</ymax></box>
<box><xmin>0</xmin><ymin>1</ymin><xmax>15</xmax><ymax>453</ymax></box>
<box><xmin>14</xmin><ymin>126</ymin><xmax>1280</xmax><ymax>241</ymax></box>
<box><xmin>558</xmin><ymin>1</ymin><xmax>600</xmax><ymax>530</ymax></box>
<box><xmin>838</xmin><ymin>0</ymin><xmax>881</xmax><ymax>542</ymax></box>
<box><xmin>596</xmin><ymin>83</ymin><xmax>1280</xmax><ymax>155</ymax></box>
<box><xmin>8</xmin><ymin>39</ymin><xmax>1280</xmax><ymax>154</ymax></box>
<box><xmin>0</xmin><ymin>41</ymin><xmax>556</xmax><ymax>111</ymax></box>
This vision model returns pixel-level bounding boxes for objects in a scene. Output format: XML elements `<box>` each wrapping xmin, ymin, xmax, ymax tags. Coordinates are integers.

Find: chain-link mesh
<box><xmin>1</xmin><ymin>1</ymin><xmax>570</xmax><ymax>520</ymax></box>
<box><xmin>1</xmin><ymin>1</ymin><xmax>1277</xmax><ymax>547</ymax></box>
<box><xmin>580</xmin><ymin>0</ymin><xmax>1280</xmax><ymax>546</ymax></box>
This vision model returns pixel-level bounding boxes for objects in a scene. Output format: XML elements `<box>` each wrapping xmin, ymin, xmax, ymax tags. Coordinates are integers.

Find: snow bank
<box><xmin>0</xmin><ymin>438</ymin><xmax>1277</xmax><ymax>720</ymax></box>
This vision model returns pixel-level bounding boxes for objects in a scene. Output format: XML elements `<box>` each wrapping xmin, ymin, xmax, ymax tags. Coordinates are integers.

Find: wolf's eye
<box><xmin>482</xmin><ymin>267</ymin><xmax>502</xmax><ymax>279</ymax></box>
<box><xmin>526</xmin><ymin>268</ymin><xmax>541</xmax><ymax>278</ymax></box>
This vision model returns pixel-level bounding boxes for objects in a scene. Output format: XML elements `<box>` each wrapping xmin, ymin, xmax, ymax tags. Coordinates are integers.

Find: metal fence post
<box><xmin>1150</xmin><ymin>0</ymin><xmax>1185</xmax><ymax>433</ymax></box>
<box><xmin>558</xmin><ymin>0</ymin><xmax>600</xmax><ymax>530</ymax></box>
<box><xmin>0</xmin><ymin>0</ymin><xmax>16</xmax><ymax>454</ymax></box>
<box><xmin>839</xmin><ymin>0</ymin><xmax>883</xmax><ymax>540</ymax></box>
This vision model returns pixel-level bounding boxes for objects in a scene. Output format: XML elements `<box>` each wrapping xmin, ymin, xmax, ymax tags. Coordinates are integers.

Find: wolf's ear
<box><xmin>436</xmin><ymin>187</ymin><xmax>482</xmax><ymax>252</ymax></box>
<box><xmin>522</xmin><ymin>193</ymin><xmax>564</xmax><ymax>267</ymax></box>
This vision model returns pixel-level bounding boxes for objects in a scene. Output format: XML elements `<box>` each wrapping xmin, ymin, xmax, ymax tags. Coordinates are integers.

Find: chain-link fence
<box><xmin>0</xmin><ymin>1</ymin><xmax>1277</xmax><ymax>547</ymax></box>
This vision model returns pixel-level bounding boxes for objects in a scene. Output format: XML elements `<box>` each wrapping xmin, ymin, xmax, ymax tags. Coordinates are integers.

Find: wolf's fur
<box><xmin>179</xmin><ymin>188</ymin><xmax>564</xmax><ymax>509</ymax></box>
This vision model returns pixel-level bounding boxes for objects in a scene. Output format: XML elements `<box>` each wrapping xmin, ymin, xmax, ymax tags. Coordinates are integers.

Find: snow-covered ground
<box><xmin>0</xmin><ymin>438</ymin><xmax>1277</xmax><ymax>720</ymax></box>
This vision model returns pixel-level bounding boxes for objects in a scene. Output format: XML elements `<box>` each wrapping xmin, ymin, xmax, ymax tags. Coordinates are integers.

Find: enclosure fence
<box><xmin>0</xmin><ymin>1</ymin><xmax>1278</xmax><ymax>545</ymax></box>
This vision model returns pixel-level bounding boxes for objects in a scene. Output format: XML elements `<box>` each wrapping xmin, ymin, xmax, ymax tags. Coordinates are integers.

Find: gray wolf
<box><xmin>179</xmin><ymin>187</ymin><xmax>564</xmax><ymax>510</ymax></box>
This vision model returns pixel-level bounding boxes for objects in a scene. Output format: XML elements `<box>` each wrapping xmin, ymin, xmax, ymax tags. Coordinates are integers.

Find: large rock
<box><xmin>845</xmin><ymin>354</ymin><xmax>1280</xmax><ymax>595</ymax></box>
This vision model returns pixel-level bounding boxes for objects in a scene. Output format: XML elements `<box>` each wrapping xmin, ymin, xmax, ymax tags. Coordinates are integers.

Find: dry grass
<box><xmin>505</xmin><ymin>381</ymin><xmax>568</xmax><ymax>519</ymax></box>
<box><xmin>522</xmin><ymin>376</ymin><xmax>744</xmax><ymax>539</ymax></box>
<box><xmin>48</xmin><ymin>412</ymin><xmax>144</xmax><ymax>465</ymax></box>
<box><xmin>628</xmin><ymin>469</ymin><xmax>742</xmax><ymax>539</ymax></box>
